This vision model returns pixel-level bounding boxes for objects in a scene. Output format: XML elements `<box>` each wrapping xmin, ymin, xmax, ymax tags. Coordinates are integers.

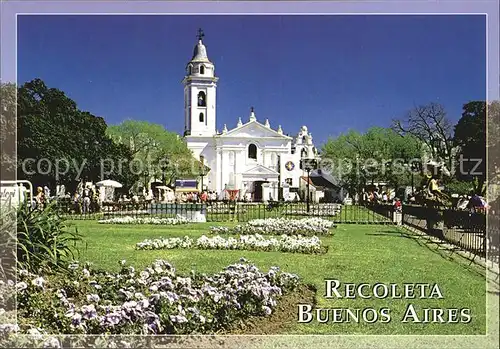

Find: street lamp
<box><xmin>161</xmin><ymin>163</ymin><xmax>168</xmax><ymax>185</ymax></box>
<box><xmin>300</xmin><ymin>158</ymin><xmax>318</xmax><ymax>213</ymax></box>
<box><xmin>143</xmin><ymin>170</ymin><xmax>149</xmax><ymax>191</ymax></box>
<box><xmin>409</xmin><ymin>161</ymin><xmax>420</xmax><ymax>196</ymax></box>
<box><xmin>199</xmin><ymin>155</ymin><xmax>206</xmax><ymax>192</ymax></box>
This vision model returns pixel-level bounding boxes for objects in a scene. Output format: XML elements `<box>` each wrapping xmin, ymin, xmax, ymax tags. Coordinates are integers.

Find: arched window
<box><xmin>302</xmin><ymin>136</ymin><xmax>307</xmax><ymax>143</ymax></box>
<box><xmin>301</xmin><ymin>148</ymin><xmax>307</xmax><ymax>158</ymax></box>
<box><xmin>248</xmin><ymin>144</ymin><xmax>257</xmax><ymax>160</ymax></box>
<box><xmin>200</xmin><ymin>65</ymin><xmax>205</xmax><ymax>74</ymax></box>
<box><xmin>199</xmin><ymin>113</ymin><xmax>204</xmax><ymax>122</ymax></box>
<box><xmin>197</xmin><ymin>91</ymin><xmax>206</xmax><ymax>107</ymax></box>
<box><xmin>188</xmin><ymin>65</ymin><xmax>192</xmax><ymax>75</ymax></box>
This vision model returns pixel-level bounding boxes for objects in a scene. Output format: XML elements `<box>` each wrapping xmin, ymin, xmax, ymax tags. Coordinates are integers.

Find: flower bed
<box><xmin>98</xmin><ymin>215</ymin><xmax>189</xmax><ymax>225</ymax></box>
<box><xmin>210</xmin><ymin>217</ymin><xmax>335</xmax><ymax>236</ymax></box>
<box><xmin>136</xmin><ymin>234</ymin><xmax>327</xmax><ymax>254</ymax></box>
<box><xmin>10</xmin><ymin>259</ymin><xmax>299</xmax><ymax>335</ymax></box>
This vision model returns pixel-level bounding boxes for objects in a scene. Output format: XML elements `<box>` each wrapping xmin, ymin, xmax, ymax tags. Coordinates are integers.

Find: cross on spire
<box><xmin>197</xmin><ymin>28</ymin><xmax>205</xmax><ymax>41</ymax></box>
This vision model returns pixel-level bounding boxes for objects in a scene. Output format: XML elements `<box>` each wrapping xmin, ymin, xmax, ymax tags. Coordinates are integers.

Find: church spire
<box><xmin>191</xmin><ymin>28</ymin><xmax>211</xmax><ymax>63</ymax></box>
<box><xmin>183</xmin><ymin>28</ymin><xmax>219</xmax><ymax>137</ymax></box>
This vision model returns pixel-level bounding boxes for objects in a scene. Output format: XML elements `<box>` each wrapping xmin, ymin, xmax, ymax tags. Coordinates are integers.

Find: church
<box><xmin>182</xmin><ymin>30</ymin><xmax>321</xmax><ymax>201</ymax></box>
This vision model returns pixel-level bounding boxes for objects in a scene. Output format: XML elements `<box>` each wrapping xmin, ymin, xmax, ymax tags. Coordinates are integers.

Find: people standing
<box><xmin>35</xmin><ymin>187</ymin><xmax>45</xmax><ymax>210</ymax></box>
<box><xmin>201</xmin><ymin>191</ymin><xmax>208</xmax><ymax>203</ymax></box>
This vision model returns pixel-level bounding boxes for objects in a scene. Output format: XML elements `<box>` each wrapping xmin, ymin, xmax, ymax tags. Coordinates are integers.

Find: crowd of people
<box><xmin>29</xmin><ymin>177</ymin><xmax>489</xmax><ymax>216</ymax></box>
<box><xmin>31</xmin><ymin>183</ymin><xmax>227</xmax><ymax>214</ymax></box>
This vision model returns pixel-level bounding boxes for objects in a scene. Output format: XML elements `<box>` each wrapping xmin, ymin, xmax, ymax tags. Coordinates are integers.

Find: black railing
<box><xmin>56</xmin><ymin>201</ymin><xmax>394</xmax><ymax>224</ymax></box>
<box><xmin>401</xmin><ymin>204</ymin><xmax>489</xmax><ymax>259</ymax></box>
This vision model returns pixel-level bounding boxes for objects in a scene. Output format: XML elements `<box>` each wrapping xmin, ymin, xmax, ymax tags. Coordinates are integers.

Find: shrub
<box><xmin>17</xmin><ymin>202</ymin><xmax>82</xmax><ymax>273</ymax></box>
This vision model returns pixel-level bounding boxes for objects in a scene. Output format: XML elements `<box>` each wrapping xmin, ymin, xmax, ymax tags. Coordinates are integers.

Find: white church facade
<box><xmin>183</xmin><ymin>30</ymin><xmax>320</xmax><ymax>201</ymax></box>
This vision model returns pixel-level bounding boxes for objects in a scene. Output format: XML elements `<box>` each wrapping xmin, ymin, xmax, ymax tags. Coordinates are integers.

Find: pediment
<box><xmin>243</xmin><ymin>164</ymin><xmax>279</xmax><ymax>176</ymax></box>
<box><xmin>222</xmin><ymin>121</ymin><xmax>291</xmax><ymax>139</ymax></box>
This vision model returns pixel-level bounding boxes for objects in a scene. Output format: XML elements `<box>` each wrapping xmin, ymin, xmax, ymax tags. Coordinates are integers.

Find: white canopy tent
<box><xmin>96</xmin><ymin>180</ymin><xmax>122</xmax><ymax>202</ymax></box>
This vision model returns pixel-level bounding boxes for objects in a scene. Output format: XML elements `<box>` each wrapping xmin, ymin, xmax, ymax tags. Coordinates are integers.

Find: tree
<box><xmin>107</xmin><ymin>120</ymin><xmax>198</xmax><ymax>186</ymax></box>
<box><xmin>17</xmin><ymin>78</ymin><xmax>137</xmax><ymax>191</ymax></box>
<box><xmin>321</xmin><ymin>130</ymin><xmax>365</xmax><ymax>197</ymax></box>
<box><xmin>392</xmin><ymin>103</ymin><xmax>456</xmax><ymax>176</ymax></box>
<box><xmin>321</xmin><ymin>127</ymin><xmax>422</xmax><ymax>197</ymax></box>
<box><xmin>453</xmin><ymin>101</ymin><xmax>486</xmax><ymax>195</ymax></box>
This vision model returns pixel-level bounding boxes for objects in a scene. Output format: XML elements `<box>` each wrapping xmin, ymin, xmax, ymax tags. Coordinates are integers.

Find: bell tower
<box><xmin>182</xmin><ymin>29</ymin><xmax>218</xmax><ymax>137</ymax></box>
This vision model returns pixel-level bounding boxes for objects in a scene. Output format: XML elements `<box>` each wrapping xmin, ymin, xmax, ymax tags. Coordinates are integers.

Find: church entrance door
<box><xmin>253</xmin><ymin>181</ymin><xmax>268</xmax><ymax>202</ymax></box>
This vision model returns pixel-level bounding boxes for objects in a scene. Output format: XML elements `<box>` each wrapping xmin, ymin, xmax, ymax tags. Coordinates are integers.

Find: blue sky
<box><xmin>17</xmin><ymin>15</ymin><xmax>486</xmax><ymax>145</ymax></box>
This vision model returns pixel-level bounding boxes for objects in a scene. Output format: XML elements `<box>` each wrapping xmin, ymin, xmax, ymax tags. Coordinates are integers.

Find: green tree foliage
<box><xmin>107</xmin><ymin>120</ymin><xmax>199</xmax><ymax>186</ymax></box>
<box><xmin>321</xmin><ymin>127</ymin><xmax>422</xmax><ymax>196</ymax></box>
<box><xmin>17</xmin><ymin>79</ymin><xmax>137</xmax><ymax>191</ymax></box>
<box><xmin>453</xmin><ymin>101</ymin><xmax>486</xmax><ymax>195</ymax></box>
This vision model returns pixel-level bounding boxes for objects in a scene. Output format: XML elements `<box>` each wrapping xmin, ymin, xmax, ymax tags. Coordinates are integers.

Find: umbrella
<box><xmin>96</xmin><ymin>180</ymin><xmax>123</xmax><ymax>188</ymax></box>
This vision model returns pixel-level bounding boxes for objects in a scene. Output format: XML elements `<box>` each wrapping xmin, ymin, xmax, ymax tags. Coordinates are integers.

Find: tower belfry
<box><xmin>182</xmin><ymin>29</ymin><xmax>219</xmax><ymax>137</ymax></box>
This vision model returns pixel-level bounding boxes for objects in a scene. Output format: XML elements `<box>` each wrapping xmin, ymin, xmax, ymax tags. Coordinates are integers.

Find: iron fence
<box><xmin>54</xmin><ymin>199</ymin><xmax>495</xmax><ymax>262</ymax></box>
<box><xmin>56</xmin><ymin>201</ymin><xmax>395</xmax><ymax>224</ymax></box>
<box><xmin>401</xmin><ymin>204</ymin><xmax>489</xmax><ymax>259</ymax></box>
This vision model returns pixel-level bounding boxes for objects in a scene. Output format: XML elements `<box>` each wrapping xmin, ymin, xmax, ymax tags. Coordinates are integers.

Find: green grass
<box><xmin>69</xmin><ymin>220</ymin><xmax>486</xmax><ymax>335</ymax></box>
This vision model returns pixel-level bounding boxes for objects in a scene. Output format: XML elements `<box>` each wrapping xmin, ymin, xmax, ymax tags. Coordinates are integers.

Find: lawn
<box><xmin>70</xmin><ymin>219</ymin><xmax>486</xmax><ymax>335</ymax></box>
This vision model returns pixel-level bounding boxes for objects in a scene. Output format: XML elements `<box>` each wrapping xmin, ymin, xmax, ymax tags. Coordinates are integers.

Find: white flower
<box><xmin>16</xmin><ymin>281</ymin><xmax>28</xmax><ymax>292</ymax></box>
<box><xmin>170</xmin><ymin>314</ymin><xmax>188</xmax><ymax>323</ymax></box>
<box><xmin>68</xmin><ymin>262</ymin><xmax>79</xmax><ymax>270</ymax></box>
<box><xmin>135</xmin><ymin>234</ymin><xmax>323</xmax><ymax>254</ymax></box>
<box><xmin>262</xmin><ymin>305</ymin><xmax>272</xmax><ymax>316</ymax></box>
<box><xmin>31</xmin><ymin>277</ymin><xmax>45</xmax><ymax>288</ymax></box>
<box><xmin>82</xmin><ymin>269</ymin><xmax>91</xmax><ymax>278</ymax></box>
<box><xmin>86</xmin><ymin>294</ymin><xmax>100</xmax><ymax>303</ymax></box>
<box><xmin>98</xmin><ymin>216</ymin><xmax>189</xmax><ymax>225</ymax></box>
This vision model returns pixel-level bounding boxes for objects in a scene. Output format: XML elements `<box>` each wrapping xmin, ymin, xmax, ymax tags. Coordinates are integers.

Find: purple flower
<box><xmin>81</xmin><ymin>304</ymin><xmax>97</xmax><ymax>320</ymax></box>
<box><xmin>102</xmin><ymin>311</ymin><xmax>121</xmax><ymax>326</ymax></box>
<box><xmin>71</xmin><ymin>313</ymin><xmax>82</xmax><ymax>327</ymax></box>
